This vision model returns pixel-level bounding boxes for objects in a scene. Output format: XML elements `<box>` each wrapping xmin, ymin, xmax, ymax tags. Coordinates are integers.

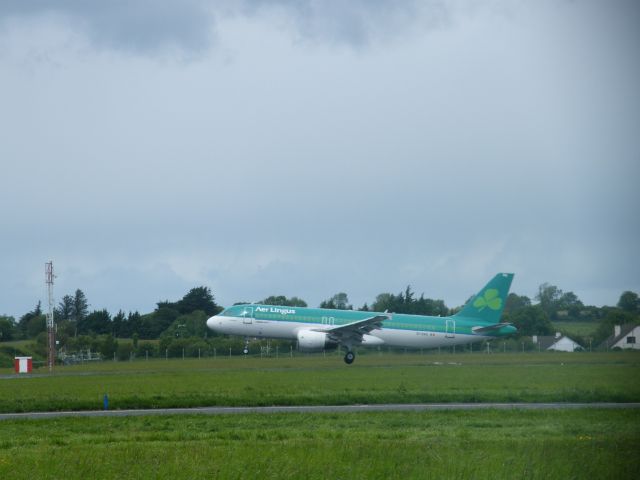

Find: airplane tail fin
<box><xmin>453</xmin><ymin>273</ymin><xmax>514</xmax><ymax>324</ymax></box>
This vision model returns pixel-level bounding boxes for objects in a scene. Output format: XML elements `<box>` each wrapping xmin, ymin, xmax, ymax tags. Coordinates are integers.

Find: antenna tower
<box><xmin>45</xmin><ymin>261</ymin><xmax>55</xmax><ymax>372</ymax></box>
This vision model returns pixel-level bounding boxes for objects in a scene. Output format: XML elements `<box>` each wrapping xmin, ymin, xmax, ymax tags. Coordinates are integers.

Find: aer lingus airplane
<box><xmin>206</xmin><ymin>273</ymin><xmax>516</xmax><ymax>364</ymax></box>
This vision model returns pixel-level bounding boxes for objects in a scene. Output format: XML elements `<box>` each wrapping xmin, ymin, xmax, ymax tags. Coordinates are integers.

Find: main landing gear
<box><xmin>344</xmin><ymin>351</ymin><xmax>355</xmax><ymax>365</ymax></box>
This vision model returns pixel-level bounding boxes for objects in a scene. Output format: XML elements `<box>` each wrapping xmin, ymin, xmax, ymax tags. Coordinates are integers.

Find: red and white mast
<box><xmin>45</xmin><ymin>261</ymin><xmax>55</xmax><ymax>372</ymax></box>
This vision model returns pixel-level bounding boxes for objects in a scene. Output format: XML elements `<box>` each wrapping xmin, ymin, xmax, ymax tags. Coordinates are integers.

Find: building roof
<box><xmin>600</xmin><ymin>323</ymin><xmax>638</xmax><ymax>348</ymax></box>
<box><xmin>536</xmin><ymin>336</ymin><xmax>561</xmax><ymax>350</ymax></box>
<box><xmin>534</xmin><ymin>335</ymin><xmax>582</xmax><ymax>350</ymax></box>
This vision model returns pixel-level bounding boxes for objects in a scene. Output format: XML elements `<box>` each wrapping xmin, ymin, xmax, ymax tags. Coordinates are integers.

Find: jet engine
<box><xmin>296</xmin><ymin>330</ymin><xmax>337</xmax><ymax>352</ymax></box>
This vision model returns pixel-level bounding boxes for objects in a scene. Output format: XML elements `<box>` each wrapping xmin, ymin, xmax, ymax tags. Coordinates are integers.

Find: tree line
<box><xmin>1</xmin><ymin>283</ymin><xmax>639</xmax><ymax>358</ymax></box>
<box><xmin>237</xmin><ymin>284</ymin><xmax>640</xmax><ymax>346</ymax></box>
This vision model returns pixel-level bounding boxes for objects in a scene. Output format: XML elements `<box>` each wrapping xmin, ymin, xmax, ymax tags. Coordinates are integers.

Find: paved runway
<box><xmin>1</xmin><ymin>402</ymin><xmax>639</xmax><ymax>420</ymax></box>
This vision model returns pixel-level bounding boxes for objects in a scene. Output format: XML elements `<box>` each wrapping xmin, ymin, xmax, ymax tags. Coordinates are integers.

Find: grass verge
<box><xmin>1</xmin><ymin>352</ymin><xmax>639</xmax><ymax>412</ymax></box>
<box><xmin>0</xmin><ymin>409</ymin><xmax>638</xmax><ymax>479</ymax></box>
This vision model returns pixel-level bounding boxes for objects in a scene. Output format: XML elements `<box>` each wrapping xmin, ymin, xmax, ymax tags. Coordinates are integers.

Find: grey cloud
<box><xmin>0</xmin><ymin>0</ymin><xmax>447</xmax><ymax>55</ymax></box>
<box><xmin>0</xmin><ymin>0</ymin><xmax>216</xmax><ymax>54</ymax></box>
<box><xmin>2</xmin><ymin>0</ymin><xmax>640</xmax><ymax>57</ymax></box>
<box><xmin>1</xmin><ymin>0</ymin><xmax>639</xmax><ymax>317</ymax></box>
<box><xmin>240</xmin><ymin>0</ymin><xmax>443</xmax><ymax>47</ymax></box>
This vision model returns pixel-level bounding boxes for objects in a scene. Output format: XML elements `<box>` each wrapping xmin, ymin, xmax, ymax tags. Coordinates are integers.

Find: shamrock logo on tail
<box><xmin>473</xmin><ymin>289</ymin><xmax>502</xmax><ymax>311</ymax></box>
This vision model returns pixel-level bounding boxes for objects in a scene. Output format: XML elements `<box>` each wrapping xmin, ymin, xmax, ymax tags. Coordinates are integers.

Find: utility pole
<box><xmin>45</xmin><ymin>261</ymin><xmax>55</xmax><ymax>373</ymax></box>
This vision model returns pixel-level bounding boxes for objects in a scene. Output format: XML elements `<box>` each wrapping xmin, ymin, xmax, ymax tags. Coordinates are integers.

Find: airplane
<box><xmin>206</xmin><ymin>273</ymin><xmax>517</xmax><ymax>364</ymax></box>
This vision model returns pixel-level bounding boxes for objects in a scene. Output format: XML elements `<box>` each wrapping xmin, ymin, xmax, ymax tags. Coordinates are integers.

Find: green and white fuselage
<box><xmin>207</xmin><ymin>273</ymin><xmax>516</xmax><ymax>364</ymax></box>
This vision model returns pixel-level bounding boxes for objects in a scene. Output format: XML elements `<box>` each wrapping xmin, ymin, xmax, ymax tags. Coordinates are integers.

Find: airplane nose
<box><xmin>206</xmin><ymin>316</ymin><xmax>216</xmax><ymax>330</ymax></box>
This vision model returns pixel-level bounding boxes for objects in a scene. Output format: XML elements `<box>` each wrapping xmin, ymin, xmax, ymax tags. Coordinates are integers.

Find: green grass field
<box><xmin>1</xmin><ymin>352</ymin><xmax>639</xmax><ymax>412</ymax></box>
<box><xmin>551</xmin><ymin>321</ymin><xmax>599</xmax><ymax>338</ymax></box>
<box><xmin>0</xmin><ymin>409</ymin><xmax>637</xmax><ymax>479</ymax></box>
<box><xmin>2</xmin><ymin>352</ymin><xmax>638</xmax><ymax>479</ymax></box>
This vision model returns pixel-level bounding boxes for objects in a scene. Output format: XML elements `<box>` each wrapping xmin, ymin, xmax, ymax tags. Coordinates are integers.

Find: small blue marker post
<box><xmin>103</xmin><ymin>394</ymin><xmax>109</xmax><ymax>411</ymax></box>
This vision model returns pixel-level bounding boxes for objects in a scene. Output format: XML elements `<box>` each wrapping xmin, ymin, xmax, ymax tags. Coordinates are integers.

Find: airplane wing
<box><xmin>472</xmin><ymin>323</ymin><xmax>513</xmax><ymax>334</ymax></box>
<box><xmin>312</xmin><ymin>315</ymin><xmax>389</xmax><ymax>344</ymax></box>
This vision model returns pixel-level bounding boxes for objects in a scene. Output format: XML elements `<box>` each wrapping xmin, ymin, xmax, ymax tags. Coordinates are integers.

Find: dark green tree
<box><xmin>79</xmin><ymin>309</ymin><xmax>111</xmax><ymax>335</ymax></box>
<box><xmin>111</xmin><ymin>310</ymin><xmax>126</xmax><ymax>337</ymax></box>
<box><xmin>99</xmin><ymin>334</ymin><xmax>118</xmax><ymax>358</ymax></box>
<box><xmin>124</xmin><ymin>311</ymin><xmax>142</xmax><ymax>337</ymax></box>
<box><xmin>508</xmin><ymin>305</ymin><xmax>553</xmax><ymax>336</ymax></box>
<box><xmin>0</xmin><ymin>316</ymin><xmax>16</xmax><ymax>341</ymax></box>
<box><xmin>176</xmin><ymin>287</ymin><xmax>221</xmax><ymax>315</ymax></box>
<box><xmin>504</xmin><ymin>293</ymin><xmax>531</xmax><ymax>314</ymax></box>
<box><xmin>139</xmin><ymin>307</ymin><xmax>179</xmax><ymax>339</ymax></box>
<box><xmin>18</xmin><ymin>301</ymin><xmax>43</xmax><ymax>337</ymax></box>
<box><xmin>162</xmin><ymin>311</ymin><xmax>209</xmax><ymax>339</ymax></box>
<box><xmin>56</xmin><ymin>295</ymin><xmax>75</xmax><ymax>322</ymax></box>
<box><xmin>26</xmin><ymin>314</ymin><xmax>47</xmax><ymax>338</ymax></box>
<box><xmin>557</xmin><ymin>291</ymin><xmax>584</xmax><ymax>319</ymax></box>
<box><xmin>535</xmin><ymin>283</ymin><xmax>563</xmax><ymax>318</ymax></box>
<box><xmin>260</xmin><ymin>296</ymin><xmax>307</xmax><ymax>307</ymax></box>
<box><xmin>56</xmin><ymin>317</ymin><xmax>75</xmax><ymax>338</ymax></box>
<box><xmin>372</xmin><ymin>287</ymin><xmax>448</xmax><ymax>316</ymax></box>
<box><xmin>117</xmin><ymin>343</ymin><xmax>134</xmax><ymax>361</ymax></box>
<box><xmin>558</xmin><ymin>291</ymin><xmax>582</xmax><ymax>308</ymax></box>
<box><xmin>372</xmin><ymin>293</ymin><xmax>395</xmax><ymax>312</ymax></box>
<box><xmin>594</xmin><ymin>309</ymin><xmax>637</xmax><ymax>345</ymax></box>
<box><xmin>617</xmin><ymin>291</ymin><xmax>639</xmax><ymax>314</ymax></box>
<box><xmin>414</xmin><ymin>295</ymin><xmax>448</xmax><ymax>316</ymax></box>
<box><xmin>320</xmin><ymin>292</ymin><xmax>352</xmax><ymax>310</ymax></box>
<box><xmin>73</xmin><ymin>289</ymin><xmax>89</xmax><ymax>336</ymax></box>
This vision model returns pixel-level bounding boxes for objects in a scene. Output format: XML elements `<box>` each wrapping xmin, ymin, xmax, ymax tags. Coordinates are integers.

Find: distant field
<box><xmin>1</xmin><ymin>352</ymin><xmax>639</xmax><ymax>413</ymax></box>
<box><xmin>0</xmin><ymin>339</ymin><xmax>38</xmax><ymax>356</ymax></box>
<box><xmin>551</xmin><ymin>321</ymin><xmax>599</xmax><ymax>338</ymax></box>
<box><xmin>0</xmin><ymin>409</ymin><xmax>637</xmax><ymax>479</ymax></box>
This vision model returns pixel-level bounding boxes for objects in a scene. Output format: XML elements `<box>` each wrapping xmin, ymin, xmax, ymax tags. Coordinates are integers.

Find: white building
<box><xmin>532</xmin><ymin>332</ymin><xmax>583</xmax><ymax>352</ymax></box>
<box><xmin>602</xmin><ymin>324</ymin><xmax>640</xmax><ymax>350</ymax></box>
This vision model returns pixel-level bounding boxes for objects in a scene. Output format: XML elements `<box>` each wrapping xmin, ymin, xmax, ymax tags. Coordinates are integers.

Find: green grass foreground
<box><xmin>1</xmin><ymin>352</ymin><xmax>639</xmax><ymax>413</ymax></box>
<box><xmin>0</xmin><ymin>409</ymin><xmax>638</xmax><ymax>479</ymax></box>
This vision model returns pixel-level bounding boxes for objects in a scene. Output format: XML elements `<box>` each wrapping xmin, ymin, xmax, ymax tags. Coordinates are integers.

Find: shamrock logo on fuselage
<box><xmin>473</xmin><ymin>289</ymin><xmax>502</xmax><ymax>311</ymax></box>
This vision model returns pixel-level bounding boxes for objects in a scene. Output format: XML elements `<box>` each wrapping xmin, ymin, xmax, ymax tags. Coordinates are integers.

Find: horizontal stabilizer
<box><xmin>472</xmin><ymin>323</ymin><xmax>513</xmax><ymax>334</ymax></box>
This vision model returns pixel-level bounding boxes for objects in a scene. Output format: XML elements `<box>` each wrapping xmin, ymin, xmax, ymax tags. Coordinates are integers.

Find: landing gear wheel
<box><xmin>344</xmin><ymin>351</ymin><xmax>355</xmax><ymax>365</ymax></box>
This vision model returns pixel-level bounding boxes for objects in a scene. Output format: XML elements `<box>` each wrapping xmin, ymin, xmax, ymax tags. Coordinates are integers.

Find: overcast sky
<box><xmin>1</xmin><ymin>0</ymin><xmax>638</xmax><ymax>318</ymax></box>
